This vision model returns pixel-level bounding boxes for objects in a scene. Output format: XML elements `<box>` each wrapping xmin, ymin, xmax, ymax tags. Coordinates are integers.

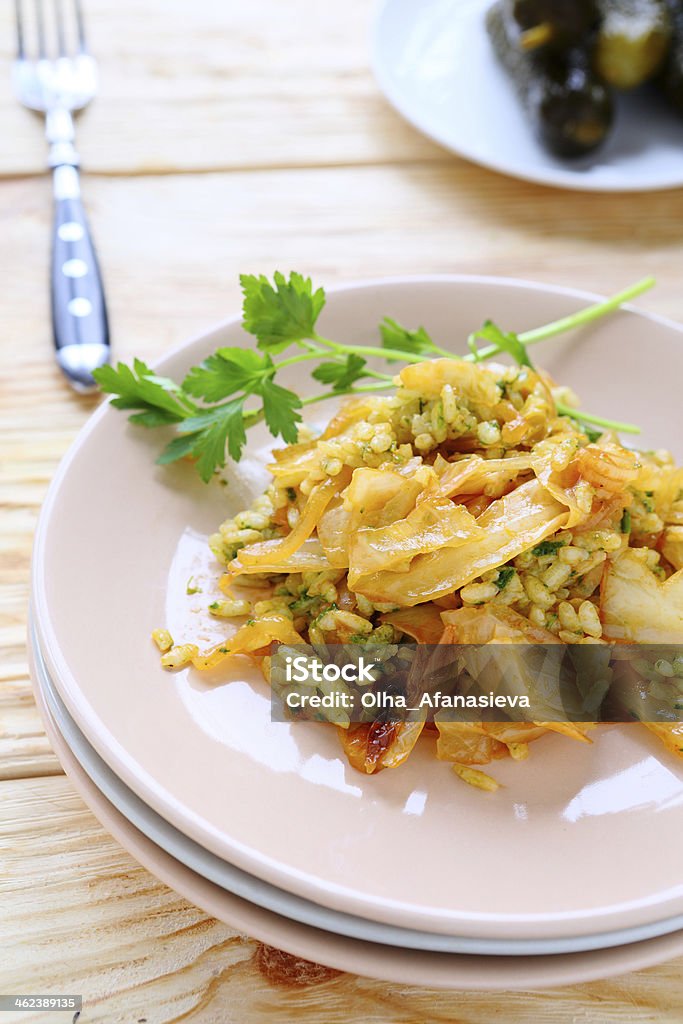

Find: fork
<box><xmin>13</xmin><ymin>0</ymin><xmax>109</xmax><ymax>392</ymax></box>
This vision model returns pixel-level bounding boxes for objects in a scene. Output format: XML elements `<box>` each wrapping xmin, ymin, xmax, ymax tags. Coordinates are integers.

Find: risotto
<box><xmin>155</xmin><ymin>357</ymin><xmax>683</xmax><ymax>787</ymax></box>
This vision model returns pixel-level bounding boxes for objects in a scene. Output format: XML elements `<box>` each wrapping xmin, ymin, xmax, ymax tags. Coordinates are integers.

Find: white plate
<box><xmin>373</xmin><ymin>0</ymin><xmax>683</xmax><ymax>192</ymax></box>
<box><xmin>31</xmin><ymin>275</ymin><xmax>683</xmax><ymax>941</ymax></box>
<box><xmin>30</xmin><ymin>632</ymin><xmax>683</xmax><ymax>990</ymax></box>
<box><xmin>30</xmin><ymin>612</ymin><xmax>683</xmax><ymax>958</ymax></box>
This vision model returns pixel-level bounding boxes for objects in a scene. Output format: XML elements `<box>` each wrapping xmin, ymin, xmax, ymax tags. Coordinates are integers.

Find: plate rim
<box><xmin>29</xmin><ymin>629</ymin><xmax>683</xmax><ymax>990</ymax></box>
<box><xmin>30</xmin><ymin>610</ymin><xmax>683</xmax><ymax>959</ymax></box>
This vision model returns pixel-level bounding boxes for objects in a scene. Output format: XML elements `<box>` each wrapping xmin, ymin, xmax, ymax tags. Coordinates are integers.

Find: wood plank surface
<box><xmin>3</xmin><ymin>168</ymin><xmax>683</xmax><ymax>366</ymax></box>
<box><xmin>3</xmin><ymin>0</ymin><xmax>683</xmax><ymax>1016</ymax></box>
<box><xmin>0</xmin><ymin>0</ymin><xmax>441</xmax><ymax>177</ymax></box>
<box><xmin>2</xmin><ymin>776</ymin><xmax>683</xmax><ymax>1024</ymax></box>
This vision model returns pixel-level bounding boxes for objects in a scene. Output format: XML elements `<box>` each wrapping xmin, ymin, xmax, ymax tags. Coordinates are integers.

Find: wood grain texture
<box><xmin>2</xmin><ymin>776</ymin><xmax>683</xmax><ymax>1024</ymax></box>
<box><xmin>3</xmin><ymin>0</ymin><xmax>683</xmax><ymax>1014</ymax></box>
<box><xmin>4</xmin><ymin>169</ymin><xmax>683</xmax><ymax>364</ymax></box>
<box><xmin>0</xmin><ymin>0</ymin><xmax>441</xmax><ymax>177</ymax></box>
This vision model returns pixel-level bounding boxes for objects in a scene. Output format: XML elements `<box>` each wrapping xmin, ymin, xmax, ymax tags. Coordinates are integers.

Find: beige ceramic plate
<box><xmin>32</xmin><ymin>612</ymin><xmax>683</xmax><ymax>955</ymax></box>
<box><xmin>31</xmin><ymin>638</ymin><xmax>683</xmax><ymax>990</ymax></box>
<box><xmin>32</xmin><ymin>277</ymin><xmax>683</xmax><ymax>941</ymax></box>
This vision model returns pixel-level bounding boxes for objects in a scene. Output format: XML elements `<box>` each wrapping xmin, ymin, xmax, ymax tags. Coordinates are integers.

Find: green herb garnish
<box><xmin>620</xmin><ymin>509</ymin><xmax>632</xmax><ymax>534</ymax></box>
<box><xmin>93</xmin><ymin>273</ymin><xmax>653</xmax><ymax>482</ymax></box>
<box><xmin>379</xmin><ymin>318</ymin><xmax>447</xmax><ymax>361</ymax></box>
<box><xmin>532</xmin><ymin>540</ymin><xmax>566</xmax><ymax>557</ymax></box>
<box><xmin>468</xmin><ymin>321</ymin><xmax>534</xmax><ymax>368</ymax></box>
<box><xmin>496</xmin><ymin>567</ymin><xmax>516</xmax><ymax>590</ymax></box>
<box><xmin>290</xmin><ymin>591</ymin><xmax>317</xmax><ymax>614</ymax></box>
<box><xmin>555</xmin><ymin>405</ymin><xmax>640</xmax><ymax>438</ymax></box>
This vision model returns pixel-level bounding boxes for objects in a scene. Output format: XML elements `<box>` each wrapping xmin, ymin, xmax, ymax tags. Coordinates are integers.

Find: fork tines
<box><xmin>14</xmin><ymin>0</ymin><xmax>88</xmax><ymax>60</ymax></box>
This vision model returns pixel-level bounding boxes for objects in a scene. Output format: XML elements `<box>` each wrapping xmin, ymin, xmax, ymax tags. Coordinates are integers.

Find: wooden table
<box><xmin>3</xmin><ymin>1</ymin><xmax>683</xmax><ymax>1019</ymax></box>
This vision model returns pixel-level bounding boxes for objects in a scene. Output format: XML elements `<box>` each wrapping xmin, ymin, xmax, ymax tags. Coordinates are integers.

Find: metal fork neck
<box><xmin>46</xmin><ymin>107</ymin><xmax>79</xmax><ymax>168</ymax></box>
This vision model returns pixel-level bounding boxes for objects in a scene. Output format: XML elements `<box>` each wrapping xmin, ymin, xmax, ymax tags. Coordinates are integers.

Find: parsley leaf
<box><xmin>260</xmin><ymin>380</ymin><xmax>302</xmax><ymax>444</ymax></box>
<box><xmin>127</xmin><ymin>408</ymin><xmax>182</xmax><ymax>429</ymax></box>
<box><xmin>468</xmin><ymin>321</ymin><xmax>534</xmax><ymax>369</ymax></box>
<box><xmin>240</xmin><ymin>271</ymin><xmax>326</xmax><ymax>352</ymax></box>
<box><xmin>379</xmin><ymin>318</ymin><xmax>439</xmax><ymax>361</ymax></box>
<box><xmin>194</xmin><ymin>403</ymin><xmax>247</xmax><ymax>479</ymax></box>
<box><xmin>156</xmin><ymin>401</ymin><xmax>249</xmax><ymax>482</ymax></box>
<box><xmin>183</xmin><ymin>349</ymin><xmax>274</xmax><ymax>402</ymax></box>
<box><xmin>156</xmin><ymin>433</ymin><xmax>201</xmax><ymax>466</ymax></box>
<box><xmin>182</xmin><ymin>346</ymin><xmax>301</xmax><ymax>446</ymax></box>
<box><xmin>312</xmin><ymin>354</ymin><xmax>369</xmax><ymax>391</ymax></box>
<box><xmin>94</xmin><ymin>359</ymin><xmax>195</xmax><ymax>425</ymax></box>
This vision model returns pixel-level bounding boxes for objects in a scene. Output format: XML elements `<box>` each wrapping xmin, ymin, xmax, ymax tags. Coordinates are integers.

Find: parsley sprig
<box><xmin>93</xmin><ymin>273</ymin><xmax>653</xmax><ymax>482</ymax></box>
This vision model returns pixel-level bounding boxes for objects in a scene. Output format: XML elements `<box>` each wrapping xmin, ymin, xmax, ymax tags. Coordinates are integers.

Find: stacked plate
<box><xmin>30</xmin><ymin>277</ymin><xmax>683</xmax><ymax>990</ymax></box>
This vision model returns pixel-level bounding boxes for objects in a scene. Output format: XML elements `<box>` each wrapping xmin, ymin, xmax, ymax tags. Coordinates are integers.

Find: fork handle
<box><xmin>51</xmin><ymin>164</ymin><xmax>110</xmax><ymax>392</ymax></box>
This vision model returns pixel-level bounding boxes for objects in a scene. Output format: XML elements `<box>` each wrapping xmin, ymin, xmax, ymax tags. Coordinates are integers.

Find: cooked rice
<box><xmin>157</xmin><ymin>357</ymin><xmax>683</xmax><ymax>786</ymax></box>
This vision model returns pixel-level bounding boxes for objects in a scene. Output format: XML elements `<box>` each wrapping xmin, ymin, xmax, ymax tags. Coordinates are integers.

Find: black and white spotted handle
<box><xmin>51</xmin><ymin>164</ymin><xmax>110</xmax><ymax>392</ymax></box>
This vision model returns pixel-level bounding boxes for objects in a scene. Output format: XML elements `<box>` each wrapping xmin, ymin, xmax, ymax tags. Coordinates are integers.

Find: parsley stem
<box><xmin>519</xmin><ymin>277</ymin><xmax>655</xmax><ymax>347</ymax></box>
<box><xmin>300</xmin><ymin>382</ymin><xmax>390</xmax><ymax>408</ymax></box>
<box><xmin>349</xmin><ymin>383</ymin><xmax>397</xmax><ymax>394</ymax></box>
<box><xmin>359</xmin><ymin>368</ymin><xmax>394</xmax><ymax>382</ymax></box>
<box><xmin>556</xmin><ymin>401</ymin><xmax>641</xmax><ymax>435</ymax></box>
<box><xmin>313</xmin><ymin>279</ymin><xmax>657</xmax><ymax>369</ymax></box>
<box><xmin>150</xmin><ymin>378</ymin><xmax>197</xmax><ymax>416</ymax></box>
<box><xmin>467</xmin><ymin>277</ymin><xmax>655</xmax><ymax>362</ymax></box>
<box><xmin>275</xmin><ymin>351</ymin><xmax>328</xmax><ymax>370</ymax></box>
<box><xmin>312</xmin><ymin>332</ymin><xmax>426</xmax><ymax>366</ymax></box>
<box><xmin>427</xmin><ymin>343</ymin><xmax>453</xmax><ymax>358</ymax></box>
